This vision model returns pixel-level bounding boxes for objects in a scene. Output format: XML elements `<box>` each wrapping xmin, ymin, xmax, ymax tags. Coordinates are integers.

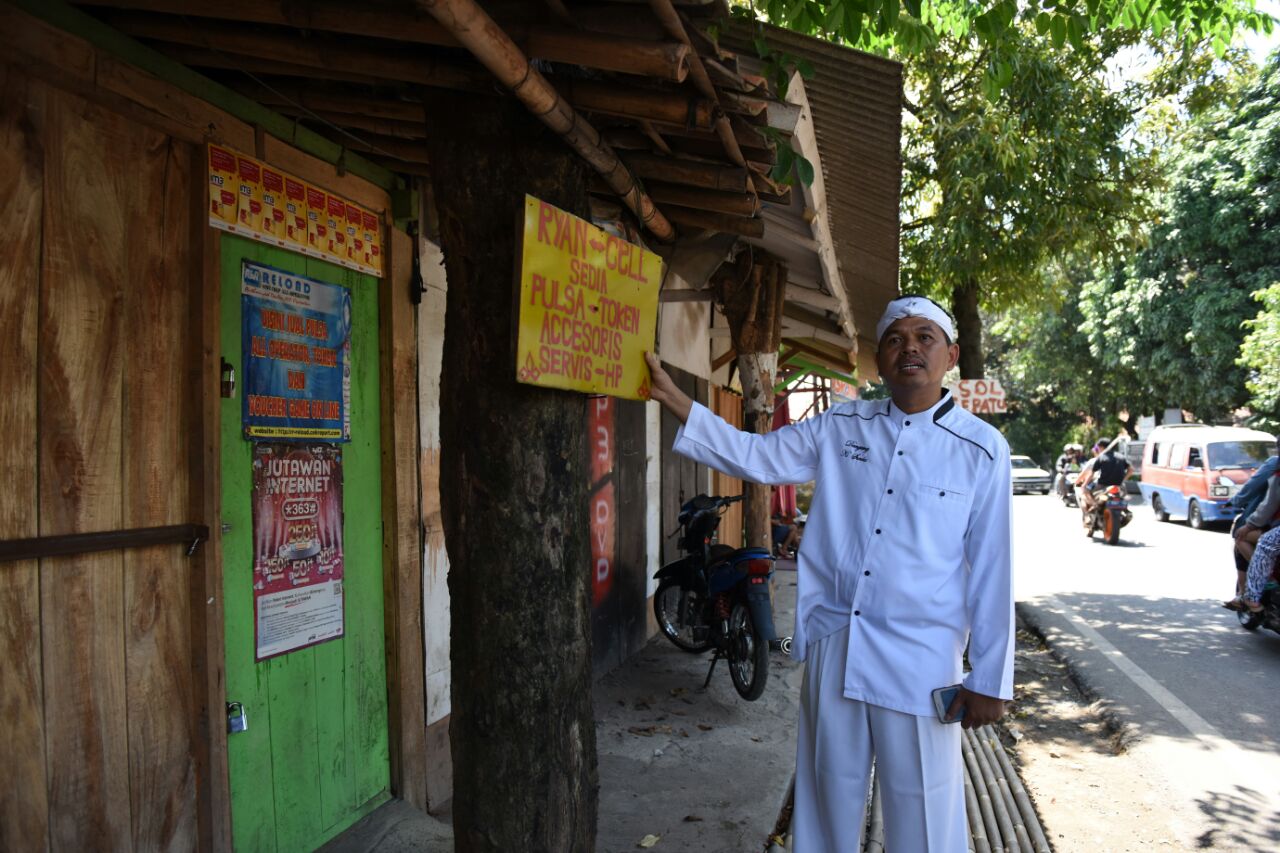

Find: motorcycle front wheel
<box><xmin>653</xmin><ymin>580</ymin><xmax>714</xmax><ymax>653</ymax></box>
<box><xmin>728</xmin><ymin>601</ymin><xmax>769</xmax><ymax>701</ymax></box>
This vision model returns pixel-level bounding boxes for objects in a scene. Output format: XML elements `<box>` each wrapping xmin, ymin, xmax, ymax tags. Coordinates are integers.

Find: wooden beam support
<box><xmin>274</xmin><ymin>108</ymin><xmax>427</xmax><ymax>142</ymax></box>
<box><xmin>658</xmin><ymin>288</ymin><xmax>716</xmax><ymax>302</ymax></box>
<box><xmin>712</xmin><ymin>347</ymin><xmax>738</xmax><ymax>371</ymax></box>
<box><xmin>646</xmin><ymin>182</ymin><xmax>759</xmax><ymax>217</ymax></box>
<box><xmin>526</xmin><ymin>26</ymin><xmax>690</xmax><ymax>82</ymax></box>
<box><xmin>110</xmin><ymin>13</ymin><xmax>489</xmax><ymax>90</ymax></box>
<box><xmin>620</xmin><ymin>151</ymin><xmax>748</xmax><ymax>191</ymax></box>
<box><xmin>664</xmin><ymin>205</ymin><xmax>763</xmax><ymax>237</ymax></box>
<box><xmin>83</xmin><ymin>1</ymin><xmax>693</xmax><ymax>81</ymax></box>
<box><xmin>556</xmin><ymin>78</ymin><xmax>715</xmax><ymax>129</ymax></box>
<box><xmin>781</xmin><ymin>336</ymin><xmax>855</xmax><ymax>373</ymax></box>
<box><xmin>340</xmin><ymin>133</ymin><xmax>431</xmax><ymax>165</ymax></box>
<box><xmin>156</xmin><ymin>45</ymin><xmax>392</xmax><ymax>87</ymax></box>
<box><xmin>647</xmin><ymin>0</ymin><xmax>746</xmax><ymax>167</ymax></box>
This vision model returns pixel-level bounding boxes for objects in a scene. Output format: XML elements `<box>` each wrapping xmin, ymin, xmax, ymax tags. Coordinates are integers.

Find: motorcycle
<box><xmin>1081</xmin><ymin>483</ymin><xmax>1132</xmax><ymax>545</ymax></box>
<box><xmin>652</xmin><ymin>494</ymin><xmax>780</xmax><ymax>701</ymax></box>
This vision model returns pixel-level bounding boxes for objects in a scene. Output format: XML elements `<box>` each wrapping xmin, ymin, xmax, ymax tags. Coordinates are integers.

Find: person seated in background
<box><xmin>1225</xmin><ymin>441</ymin><xmax>1280</xmax><ymax>608</ymax></box>
<box><xmin>771</xmin><ymin>512</ymin><xmax>800</xmax><ymax>558</ymax></box>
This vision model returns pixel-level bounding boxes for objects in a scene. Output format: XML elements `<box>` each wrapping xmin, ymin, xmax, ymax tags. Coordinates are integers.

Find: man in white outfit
<box><xmin>644</xmin><ymin>295</ymin><xmax>1014</xmax><ymax>852</ymax></box>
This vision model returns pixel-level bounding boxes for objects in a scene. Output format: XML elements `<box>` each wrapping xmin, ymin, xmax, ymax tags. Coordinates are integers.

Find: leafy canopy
<box><xmin>1081</xmin><ymin>55</ymin><xmax>1280</xmax><ymax>422</ymax></box>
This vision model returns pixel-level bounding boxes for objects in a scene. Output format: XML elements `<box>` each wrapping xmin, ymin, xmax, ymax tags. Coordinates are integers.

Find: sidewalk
<box><xmin>322</xmin><ymin>561</ymin><xmax>803</xmax><ymax>853</ymax></box>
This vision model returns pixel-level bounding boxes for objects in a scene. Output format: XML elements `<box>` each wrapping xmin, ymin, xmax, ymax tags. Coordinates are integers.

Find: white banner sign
<box><xmin>954</xmin><ymin>379</ymin><xmax>1007</xmax><ymax>414</ymax></box>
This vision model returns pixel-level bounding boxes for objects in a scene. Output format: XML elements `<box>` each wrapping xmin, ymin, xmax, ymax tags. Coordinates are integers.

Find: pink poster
<box><xmin>252</xmin><ymin>444</ymin><xmax>345</xmax><ymax>660</ymax></box>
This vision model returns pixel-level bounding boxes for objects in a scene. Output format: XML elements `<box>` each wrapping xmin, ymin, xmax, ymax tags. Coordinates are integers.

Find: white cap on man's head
<box><xmin>875</xmin><ymin>295</ymin><xmax>956</xmax><ymax>343</ymax></box>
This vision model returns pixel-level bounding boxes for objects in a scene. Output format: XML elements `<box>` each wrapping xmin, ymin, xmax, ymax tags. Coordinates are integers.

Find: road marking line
<box><xmin>1043</xmin><ymin>594</ymin><xmax>1233</xmax><ymax>747</ymax></box>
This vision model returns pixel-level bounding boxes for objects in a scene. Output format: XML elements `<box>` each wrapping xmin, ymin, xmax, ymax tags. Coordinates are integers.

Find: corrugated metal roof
<box><xmin>722</xmin><ymin>20</ymin><xmax>902</xmax><ymax>365</ymax></box>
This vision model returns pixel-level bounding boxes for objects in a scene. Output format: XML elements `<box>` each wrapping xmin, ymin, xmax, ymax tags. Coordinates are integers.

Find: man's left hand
<box><xmin>946</xmin><ymin>687</ymin><xmax>1006</xmax><ymax>730</ymax></box>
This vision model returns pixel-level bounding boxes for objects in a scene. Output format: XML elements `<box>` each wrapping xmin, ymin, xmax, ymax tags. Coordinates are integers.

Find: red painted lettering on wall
<box><xmin>589</xmin><ymin>396</ymin><xmax>616</xmax><ymax>606</ymax></box>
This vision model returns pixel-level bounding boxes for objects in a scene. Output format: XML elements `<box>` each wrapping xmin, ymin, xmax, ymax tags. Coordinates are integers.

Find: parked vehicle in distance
<box><xmin>1138</xmin><ymin>424</ymin><xmax>1275</xmax><ymax>529</ymax></box>
<box><xmin>1011</xmin><ymin>455</ymin><xmax>1053</xmax><ymax>494</ymax></box>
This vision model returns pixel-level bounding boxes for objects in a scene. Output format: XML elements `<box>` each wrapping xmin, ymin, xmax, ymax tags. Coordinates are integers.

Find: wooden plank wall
<box><xmin>0</xmin><ymin>68</ymin><xmax>199</xmax><ymax>851</ymax></box>
<box><xmin>659</xmin><ymin>365</ymin><xmax>709</xmax><ymax>568</ymax></box>
<box><xmin>710</xmin><ymin>387</ymin><xmax>745</xmax><ymax>549</ymax></box>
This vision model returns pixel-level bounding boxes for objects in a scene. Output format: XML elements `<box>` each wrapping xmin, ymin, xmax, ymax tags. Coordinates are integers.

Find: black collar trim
<box><xmin>933</xmin><ymin>396</ymin><xmax>956</xmax><ymax>422</ymax></box>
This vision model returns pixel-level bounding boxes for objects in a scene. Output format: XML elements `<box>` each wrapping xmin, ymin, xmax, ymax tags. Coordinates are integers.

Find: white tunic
<box><xmin>673</xmin><ymin>390</ymin><xmax>1014</xmax><ymax>716</ymax></box>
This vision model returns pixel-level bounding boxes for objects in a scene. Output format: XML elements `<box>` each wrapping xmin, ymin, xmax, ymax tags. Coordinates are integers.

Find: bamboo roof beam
<box><xmin>620</xmin><ymin>152</ymin><xmax>749</xmax><ymax>192</ymax></box>
<box><xmin>638</xmin><ymin>121</ymin><xmax>674</xmax><ymax>155</ymax></box>
<box><xmin>647</xmin><ymin>0</ymin><xmax>746</xmax><ymax>168</ymax></box>
<box><xmin>340</xmin><ymin>133</ymin><xmax>432</xmax><ymax>165</ymax></box>
<box><xmin>157</xmin><ymin>45</ymin><xmax>401</xmax><ymax>88</ymax></box>
<box><xmin>646</xmin><ymin>182</ymin><xmax>759</xmax><ymax>217</ymax></box>
<box><xmin>277</xmin><ymin>110</ymin><xmax>427</xmax><ymax>142</ymax></box>
<box><xmin>84</xmin><ymin>1</ymin><xmax>693</xmax><ymax>81</ymax></box>
<box><xmin>111</xmin><ymin>15</ymin><xmax>490</xmax><ymax>90</ymax></box>
<box><xmin>416</xmin><ymin>0</ymin><xmax>673</xmax><ymax>241</ymax></box>
<box><xmin>663</xmin><ymin>206</ymin><xmax>763</xmax><ymax>238</ymax></box>
<box><xmin>525</xmin><ymin>27</ymin><xmax>690</xmax><ymax>82</ymax></box>
<box><xmin>556</xmin><ymin>79</ymin><xmax>715</xmax><ymax>129</ymax></box>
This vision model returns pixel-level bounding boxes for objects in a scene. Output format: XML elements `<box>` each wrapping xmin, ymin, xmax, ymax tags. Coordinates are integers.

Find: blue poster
<box><xmin>241</xmin><ymin>261</ymin><xmax>351</xmax><ymax>441</ymax></box>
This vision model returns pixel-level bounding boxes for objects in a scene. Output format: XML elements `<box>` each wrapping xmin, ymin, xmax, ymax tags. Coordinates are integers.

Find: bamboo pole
<box><xmin>621</xmin><ymin>152</ymin><xmax>749</xmax><ymax>191</ymax></box>
<box><xmin>647</xmin><ymin>0</ymin><xmax>746</xmax><ymax>167</ymax></box>
<box><xmin>963</xmin><ymin>759</ymin><xmax>994</xmax><ymax>853</ymax></box>
<box><xmin>663</xmin><ymin>205</ymin><xmax>763</xmax><ymax>237</ymax></box>
<box><xmin>975</xmin><ymin>729</ymin><xmax>1033</xmax><ymax>852</ymax></box>
<box><xmin>646</xmin><ymin>182</ymin><xmax>759</xmax><ymax>216</ymax></box>
<box><xmin>416</xmin><ymin>0</ymin><xmax>673</xmax><ymax>241</ymax></box>
<box><xmin>966</xmin><ymin>728</ymin><xmax>1018</xmax><ymax>852</ymax></box>
<box><xmin>556</xmin><ymin>79</ymin><xmax>715</xmax><ymax>129</ymax></box>
<box><xmin>526</xmin><ymin>26</ymin><xmax>690</xmax><ymax>82</ymax></box>
<box><xmin>113</xmin><ymin>15</ymin><xmax>488</xmax><ymax>89</ymax></box>
<box><xmin>987</xmin><ymin>730</ymin><xmax>1053</xmax><ymax>853</ymax></box>
<box><xmin>86</xmin><ymin>1</ymin><xmax>693</xmax><ymax>81</ymax></box>
<box><xmin>961</xmin><ymin>727</ymin><xmax>1006</xmax><ymax>852</ymax></box>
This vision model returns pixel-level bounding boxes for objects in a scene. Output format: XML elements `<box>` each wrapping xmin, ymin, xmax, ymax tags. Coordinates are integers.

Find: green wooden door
<box><xmin>220</xmin><ymin>235</ymin><xmax>391</xmax><ymax>851</ymax></box>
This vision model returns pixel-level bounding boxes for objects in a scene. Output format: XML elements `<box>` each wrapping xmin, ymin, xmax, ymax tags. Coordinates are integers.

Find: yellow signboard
<box><xmin>516</xmin><ymin>195</ymin><xmax>662</xmax><ymax>400</ymax></box>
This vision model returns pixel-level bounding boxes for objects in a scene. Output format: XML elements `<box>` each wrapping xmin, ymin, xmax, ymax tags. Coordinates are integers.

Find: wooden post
<box><xmin>713</xmin><ymin>251</ymin><xmax>788</xmax><ymax>549</ymax></box>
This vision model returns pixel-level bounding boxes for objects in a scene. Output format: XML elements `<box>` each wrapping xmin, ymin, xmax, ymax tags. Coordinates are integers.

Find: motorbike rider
<box><xmin>1074</xmin><ymin>438</ymin><xmax>1132</xmax><ymax>514</ymax></box>
<box><xmin>1224</xmin><ymin>441</ymin><xmax>1280</xmax><ymax>607</ymax></box>
<box><xmin>1054</xmin><ymin>444</ymin><xmax>1083</xmax><ymax>499</ymax></box>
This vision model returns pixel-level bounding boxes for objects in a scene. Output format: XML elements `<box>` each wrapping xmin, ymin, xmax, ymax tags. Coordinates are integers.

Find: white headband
<box><xmin>875</xmin><ymin>296</ymin><xmax>955</xmax><ymax>343</ymax></box>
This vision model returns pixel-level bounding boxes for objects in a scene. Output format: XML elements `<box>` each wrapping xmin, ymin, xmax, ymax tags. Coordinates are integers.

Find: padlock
<box><xmin>227</xmin><ymin>701</ymin><xmax>248</xmax><ymax>734</ymax></box>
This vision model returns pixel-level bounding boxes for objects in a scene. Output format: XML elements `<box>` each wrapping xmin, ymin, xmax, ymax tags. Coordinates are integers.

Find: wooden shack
<box><xmin>0</xmin><ymin>1</ymin><xmax>902</xmax><ymax>848</ymax></box>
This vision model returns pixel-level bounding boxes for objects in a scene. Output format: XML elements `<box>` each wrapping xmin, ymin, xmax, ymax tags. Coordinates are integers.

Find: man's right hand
<box><xmin>644</xmin><ymin>352</ymin><xmax>694</xmax><ymax>424</ymax></box>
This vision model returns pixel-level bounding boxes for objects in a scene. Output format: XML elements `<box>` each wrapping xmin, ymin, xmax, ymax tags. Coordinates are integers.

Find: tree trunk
<box><xmin>738</xmin><ymin>352</ymin><xmax>777</xmax><ymax>550</ymax></box>
<box><xmin>717</xmin><ymin>252</ymin><xmax>787</xmax><ymax>550</ymax></box>
<box><xmin>425</xmin><ymin>92</ymin><xmax>597</xmax><ymax>853</ymax></box>
<box><xmin>951</xmin><ymin>279</ymin><xmax>983</xmax><ymax>379</ymax></box>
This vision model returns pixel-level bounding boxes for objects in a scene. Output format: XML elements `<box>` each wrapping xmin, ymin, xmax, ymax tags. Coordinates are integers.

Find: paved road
<box><xmin>1013</xmin><ymin>491</ymin><xmax>1280</xmax><ymax>851</ymax></box>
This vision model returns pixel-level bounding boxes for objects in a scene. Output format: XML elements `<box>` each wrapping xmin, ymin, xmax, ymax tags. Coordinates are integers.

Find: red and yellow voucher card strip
<box><xmin>516</xmin><ymin>195</ymin><xmax>662</xmax><ymax>401</ymax></box>
<box><xmin>206</xmin><ymin>143</ymin><xmax>384</xmax><ymax>278</ymax></box>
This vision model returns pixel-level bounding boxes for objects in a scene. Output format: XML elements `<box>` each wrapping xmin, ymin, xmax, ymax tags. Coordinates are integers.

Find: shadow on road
<box><xmin>1193</xmin><ymin>786</ymin><xmax>1280</xmax><ymax>850</ymax></box>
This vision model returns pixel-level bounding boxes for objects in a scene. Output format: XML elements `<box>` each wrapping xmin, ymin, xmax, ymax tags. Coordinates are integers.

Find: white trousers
<box><xmin>792</xmin><ymin>625</ymin><xmax>966</xmax><ymax>853</ymax></box>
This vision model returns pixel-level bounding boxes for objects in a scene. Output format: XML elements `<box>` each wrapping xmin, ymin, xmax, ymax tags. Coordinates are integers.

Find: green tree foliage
<box><xmin>1239</xmin><ymin>283</ymin><xmax>1280</xmax><ymax>428</ymax></box>
<box><xmin>988</xmin><ymin>265</ymin><xmax>1152</xmax><ymax>461</ymax></box>
<box><xmin>899</xmin><ymin>25</ymin><xmax>1159</xmax><ymax>376</ymax></box>
<box><xmin>1081</xmin><ymin>55</ymin><xmax>1280</xmax><ymax>422</ymax></box>
<box><xmin>741</xmin><ymin>1</ymin><xmax>1272</xmax><ymax>378</ymax></box>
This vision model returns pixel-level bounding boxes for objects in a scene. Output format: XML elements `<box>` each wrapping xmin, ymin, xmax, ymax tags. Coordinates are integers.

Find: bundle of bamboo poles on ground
<box><xmin>860</xmin><ymin>725</ymin><xmax>1051</xmax><ymax>853</ymax></box>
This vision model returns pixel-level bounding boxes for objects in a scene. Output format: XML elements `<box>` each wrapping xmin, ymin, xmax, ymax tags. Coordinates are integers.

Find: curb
<box><xmin>1015</xmin><ymin>602</ymin><xmax>1140</xmax><ymax>752</ymax></box>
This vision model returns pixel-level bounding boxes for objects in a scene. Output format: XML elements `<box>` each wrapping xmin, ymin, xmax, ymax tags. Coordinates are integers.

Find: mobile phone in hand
<box><xmin>932</xmin><ymin>684</ymin><xmax>964</xmax><ymax>724</ymax></box>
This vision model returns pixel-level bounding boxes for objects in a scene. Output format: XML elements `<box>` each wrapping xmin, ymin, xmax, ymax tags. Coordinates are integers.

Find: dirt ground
<box><xmin>1007</xmin><ymin>617</ymin><xmax>1185</xmax><ymax>851</ymax></box>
